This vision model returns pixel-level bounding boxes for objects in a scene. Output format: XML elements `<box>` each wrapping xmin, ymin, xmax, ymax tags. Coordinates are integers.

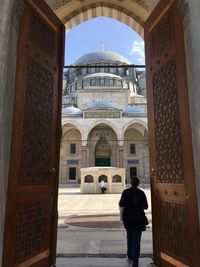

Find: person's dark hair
<box><xmin>130</xmin><ymin>176</ymin><xmax>140</xmax><ymax>188</ymax></box>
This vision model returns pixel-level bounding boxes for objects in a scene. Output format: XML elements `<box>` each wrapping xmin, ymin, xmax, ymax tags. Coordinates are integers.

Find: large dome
<box><xmin>74</xmin><ymin>50</ymin><xmax>131</xmax><ymax>65</ymax></box>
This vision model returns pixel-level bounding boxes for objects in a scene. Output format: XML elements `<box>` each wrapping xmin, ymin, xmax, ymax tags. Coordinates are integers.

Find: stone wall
<box><xmin>123</xmin><ymin>128</ymin><xmax>149</xmax><ymax>183</ymax></box>
<box><xmin>183</xmin><ymin>0</ymin><xmax>200</xmax><ymax>221</ymax></box>
<box><xmin>60</xmin><ymin>129</ymin><xmax>82</xmax><ymax>182</ymax></box>
<box><xmin>80</xmin><ymin>167</ymin><xmax>125</xmax><ymax>194</ymax></box>
<box><xmin>77</xmin><ymin>89</ymin><xmax>128</xmax><ymax>110</ymax></box>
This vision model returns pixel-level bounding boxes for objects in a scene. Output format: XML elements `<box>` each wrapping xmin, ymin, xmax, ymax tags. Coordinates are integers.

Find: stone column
<box><xmin>0</xmin><ymin>1</ymin><xmax>24</xmax><ymax>264</ymax></box>
<box><xmin>118</xmin><ymin>143</ymin><xmax>124</xmax><ymax>168</ymax></box>
<box><xmin>181</xmin><ymin>0</ymin><xmax>200</xmax><ymax>221</ymax></box>
<box><xmin>81</xmin><ymin>143</ymin><xmax>88</xmax><ymax>167</ymax></box>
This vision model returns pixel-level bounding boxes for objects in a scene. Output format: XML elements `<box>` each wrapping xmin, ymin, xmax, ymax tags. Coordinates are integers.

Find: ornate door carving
<box><xmin>145</xmin><ymin>1</ymin><xmax>200</xmax><ymax>266</ymax></box>
<box><xmin>3</xmin><ymin>1</ymin><xmax>64</xmax><ymax>266</ymax></box>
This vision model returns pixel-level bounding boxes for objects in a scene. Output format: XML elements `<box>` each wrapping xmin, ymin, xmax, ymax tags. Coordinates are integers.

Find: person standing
<box><xmin>100</xmin><ymin>179</ymin><xmax>106</xmax><ymax>194</ymax></box>
<box><xmin>119</xmin><ymin>177</ymin><xmax>148</xmax><ymax>267</ymax></box>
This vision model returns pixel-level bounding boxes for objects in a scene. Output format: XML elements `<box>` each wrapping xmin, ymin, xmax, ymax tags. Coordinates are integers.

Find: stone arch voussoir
<box><xmin>62</xmin><ymin>119</ymin><xmax>84</xmax><ymax>141</ymax></box>
<box><xmin>85</xmin><ymin>119</ymin><xmax>120</xmax><ymax>142</ymax></box>
<box><xmin>52</xmin><ymin>0</ymin><xmax>150</xmax><ymax>37</ymax></box>
<box><xmin>121</xmin><ymin>119</ymin><xmax>148</xmax><ymax>141</ymax></box>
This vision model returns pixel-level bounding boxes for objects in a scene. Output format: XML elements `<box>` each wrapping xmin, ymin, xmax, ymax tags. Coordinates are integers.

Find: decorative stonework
<box><xmin>135</xmin><ymin>0</ymin><xmax>149</xmax><ymax>10</ymax></box>
<box><xmin>177</xmin><ymin>0</ymin><xmax>190</xmax><ymax>29</ymax></box>
<box><xmin>153</xmin><ymin>60</ymin><xmax>184</xmax><ymax>183</ymax></box>
<box><xmin>54</xmin><ymin>0</ymin><xmax>73</xmax><ymax>10</ymax></box>
<box><xmin>85</xmin><ymin>110</ymin><xmax>121</xmax><ymax>118</ymax></box>
<box><xmin>20</xmin><ymin>59</ymin><xmax>53</xmax><ymax>184</ymax></box>
<box><xmin>160</xmin><ymin>201</ymin><xmax>189</xmax><ymax>260</ymax></box>
<box><xmin>15</xmin><ymin>201</ymin><xmax>48</xmax><ymax>262</ymax></box>
<box><xmin>54</xmin><ymin>0</ymin><xmax>149</xmax><ymax>11</ymax></box>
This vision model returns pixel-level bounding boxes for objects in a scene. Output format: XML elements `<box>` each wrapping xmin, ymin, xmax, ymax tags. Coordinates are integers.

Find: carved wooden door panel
<box><xmin>3</xmin><ymin>1</ymin><xmax>64</xmax><ymax>266</ymax></box>
<box><xmin>145</xmin><ymin>1</ymin><xmax>200</xmax><ymax>266</ymax></box>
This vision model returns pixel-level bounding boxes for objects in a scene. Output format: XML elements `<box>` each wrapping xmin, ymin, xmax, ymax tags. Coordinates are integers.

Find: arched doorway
<box><xmin>95</xmin><ymin>133</ymin><xmax>111</xmax><ymax>166</ymax></box>
<box><xmin>1</xmin><ymin>0</ymin><xmax>200</xmax><ymax>266</ymax></box>
<box><xmin>87</xmin><ymin>123</ymin><xmax>118</xmax><ymax>167</ymax></box>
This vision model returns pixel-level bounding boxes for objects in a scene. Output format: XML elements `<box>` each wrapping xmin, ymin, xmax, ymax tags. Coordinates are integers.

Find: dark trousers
<box><xmin>101</xmin><ymin>187</ymin><xmax>106</xmax><ymax>193</ymax></box>
<box><xmin>126</xmin><ymin>229</ymin><xmax>142</xmax><ymax>267</ymax></box>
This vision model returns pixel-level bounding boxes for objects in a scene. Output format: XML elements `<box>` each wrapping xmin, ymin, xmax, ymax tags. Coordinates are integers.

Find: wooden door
<box><xmin>3</xmin><ymin>1</ymin><xmax>64</xmax><ymax>266</ymax></box>
<box><xmin>145</xmin><ymin>1</ymin><xmax>200</xmax><ymax>266</ymax></box>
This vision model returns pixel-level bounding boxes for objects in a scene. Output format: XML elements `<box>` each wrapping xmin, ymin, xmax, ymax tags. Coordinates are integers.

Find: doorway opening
<box><xmin>58</xmin><ymin>14</ymin><xmax>152</xmax><ymax>263</ymax></box>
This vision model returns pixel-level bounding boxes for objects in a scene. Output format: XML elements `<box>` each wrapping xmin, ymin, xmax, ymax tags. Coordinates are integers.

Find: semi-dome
<box><xmin>74</xmin><ymin>50</ymin><xmax>131</xmax><ymax>65</ymax></box>
<box><xmin>62</xmin><ymin>106</ymin><xmax>83</xmax><ymax>117</ymax></box>
<box><xmin>84</xmin><ymin>73</ymin><xmax>122</xmax><ymax>79</ymax></box>
<box><xmin>123</xmin><ymin>105</ymin><xmax>145</xmax><ymax>117</ymax></box>
<box><xmin>87</xmin><ymin>99</ymin><xmax>117</xmax><ymax>110</ymax></box>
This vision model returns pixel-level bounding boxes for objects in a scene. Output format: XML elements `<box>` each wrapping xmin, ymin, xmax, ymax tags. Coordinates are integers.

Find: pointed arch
<box><xmin>62</xmin><ymin>119</ymin><xmax>84</xmax><ymax>141</ymax></box>
<box><xmin>121</xmin><ymin>119</ymin><xmax>148</xmax><ymax>142</ymax></box>
<box><xmin>85</xmin><ymin>119</ymin><xmax>120</xmax><ymax>141</ymax></box>
<box><xmin>51</xmin><ymin>0</ymin><xmax>150</xmax><ymax>37</ymax></box>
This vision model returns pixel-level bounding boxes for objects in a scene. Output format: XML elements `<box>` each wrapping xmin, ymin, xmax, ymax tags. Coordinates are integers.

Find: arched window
<box><xmin>98</xmin><ymin>175</ymin><xmax>108</xmax><ymax>183</ymax></box>
<box><xmin>84</xmin><ymin>175</ymin><xmax>94</xmax><ymax>183</ymax></box>
<box><xmin>112</xmin><ymin>175</ymin><xmax>122</xmax><ymax>183</ymax></box>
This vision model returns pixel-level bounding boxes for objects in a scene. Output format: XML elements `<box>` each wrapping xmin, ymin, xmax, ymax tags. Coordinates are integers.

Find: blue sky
<box><xmin>64</xmin><ymin>17</ymin><xmax>145</xmax><ymax>66</ymax></box>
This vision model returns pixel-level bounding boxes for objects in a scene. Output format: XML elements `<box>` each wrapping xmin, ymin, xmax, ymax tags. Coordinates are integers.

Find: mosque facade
<box><xmin>60</xmin><ymin>50</ymin><xmax>150</xmax><ymax>184</ymax></box>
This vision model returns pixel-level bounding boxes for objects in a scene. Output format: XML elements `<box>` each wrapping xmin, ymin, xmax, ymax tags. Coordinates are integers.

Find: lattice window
<box><xmin>20</xmin><ymin>59</ymin><xmax>53</xmax><ymax>184</ymax></box>
<box><xmin>160</xmin><ymin>201</ymin><xmax>189</xmax><ymax>260</ymax></box>
<box><xmin>15</xmin><ymin>201</ymin><xmax>48</xmax><ymax>262</ymax></box>
<box><xmin>153</xmin><ymin>60</ymin><xmax>184</xmax><ymax>183</ymax></box>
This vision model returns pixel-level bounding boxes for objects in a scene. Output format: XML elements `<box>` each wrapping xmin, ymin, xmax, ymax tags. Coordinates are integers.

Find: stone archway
<box><xmin>45</xmin><ymin>0</ymin><xmax>154</xmax><ymax>36</ymax></box>
<box><xmin>87</xmin><ymin>123</ymin><xmax>118</xmax><ymax>167</ymax></box>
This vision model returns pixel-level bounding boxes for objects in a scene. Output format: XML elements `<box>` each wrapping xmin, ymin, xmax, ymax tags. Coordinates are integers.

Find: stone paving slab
<box><xmin>57</xmin><ymin>185</ymin><xmax>153</xmax><ymax>259</ymax></box>
<box><xmin>56</xmin><ymin>257</ymin><xmax>156</xmax><ymax>267</ymax></box>
<box><xmin>57</xmin><ymin>228</ymin><xmax>152</xmax><ymax>255</ymax></box>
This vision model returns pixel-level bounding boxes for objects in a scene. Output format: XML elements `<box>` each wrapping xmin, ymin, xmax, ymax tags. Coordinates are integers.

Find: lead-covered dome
<box><xmin>123</xmin><ymin>105</ymin><xmax>145</xmax><ymax>117</ymax></box>
<box><xmin>74</xmin><ymin>50</ymin><xmax>131</xmax><ymax>65</ymax></box>
<box><xmin>84</xmin><ymin>73</ymin><xmax>122</xmax><ymax>79</ymax></box>
<box><xmin>87</xmin><ymin>99</ymin><xmax>117</xmax><ymax>110</ymax></box>
<box><xmin>62</xmin><ymin>106</ymin><xmax>83</xmax><ymax>117</ymax></box>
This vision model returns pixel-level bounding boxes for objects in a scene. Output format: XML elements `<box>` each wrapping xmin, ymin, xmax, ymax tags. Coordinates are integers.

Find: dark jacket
<box><xmin>119</xmin><ymin>187</ymin><xmax>148</xmax><ymax>231</ymax></box>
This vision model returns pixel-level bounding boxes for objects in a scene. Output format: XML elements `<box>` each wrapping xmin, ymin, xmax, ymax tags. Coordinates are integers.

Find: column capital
<box><xmin>118</xmin><ymin>140</ymin><xmax>124</xmax><ymax>146</ymax></box>
<box><xmin>82</xmin><ymin>140</ymin><xmax>87</xmax><ymax>146</ymax></box>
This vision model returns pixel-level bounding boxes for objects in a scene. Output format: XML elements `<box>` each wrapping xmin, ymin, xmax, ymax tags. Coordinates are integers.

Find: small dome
<box><xmin>84</xmin><ymin>72</ymin><xmax>122</xmax><ymax>79</ymax></box>
<box><xmin>87</xmin><ymin>99</ymin><xmax>117</xmax><ymax>110</ymax></box>
<box><xmin>123</xmin><ymin>105</ymin><xmax>145</xmax><ymax>117</ymax></box>
<box><xmin>74</xmin><ymin>50</ymin><xmax>131</xmax><ymax>65</ymax></box>
<box><xmin>62</xmin><ymin>106</ymin><xmax>83</xmax><ymax>117</ymax></box>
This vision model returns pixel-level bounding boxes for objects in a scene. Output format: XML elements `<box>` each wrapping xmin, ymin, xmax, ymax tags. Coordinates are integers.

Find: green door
<box><xmin>95</xmin><ymin>158</ymin><xmax>111</xmax><ymax>166</ymax></box>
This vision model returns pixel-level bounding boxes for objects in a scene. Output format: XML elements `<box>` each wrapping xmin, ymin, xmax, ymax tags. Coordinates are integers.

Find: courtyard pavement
<box><xmin>56</xmin><ymin>184</ymin><xmax>155</xmax><ymax>267</ymax></box>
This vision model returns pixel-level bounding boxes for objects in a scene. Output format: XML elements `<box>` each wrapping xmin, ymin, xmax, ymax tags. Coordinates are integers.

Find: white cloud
<box><xmin>130</xmin><ymin>40</ymin><xmax>145</xmax><ymax>64</ymax></box>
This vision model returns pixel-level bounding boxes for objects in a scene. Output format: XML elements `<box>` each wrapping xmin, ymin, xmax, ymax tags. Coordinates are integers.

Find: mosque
<box><xmin>59</xmin><ymin>50</ymin><xmax>150</xmax><ymax>184</ymax></box>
